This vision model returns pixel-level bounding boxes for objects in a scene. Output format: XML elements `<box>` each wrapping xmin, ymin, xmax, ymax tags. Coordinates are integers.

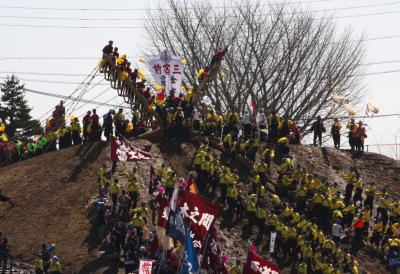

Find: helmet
<box><xmin>53</xmin><ymin>256</ymin><xmax>59</xmax><ymax>262</ymax></box>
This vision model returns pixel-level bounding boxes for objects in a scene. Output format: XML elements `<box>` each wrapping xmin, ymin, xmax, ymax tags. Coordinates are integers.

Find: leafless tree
<box><xmin>145</xmin><ymin>0</ymin><xmax>365</xmax><ymax>130</ymax></box>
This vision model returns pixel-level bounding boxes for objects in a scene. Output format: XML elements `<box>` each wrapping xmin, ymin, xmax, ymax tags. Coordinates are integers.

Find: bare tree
<box><xmin>145</xmin><ymin>0</ymin><xmax>365</xmax><ymax>130</ymax></box>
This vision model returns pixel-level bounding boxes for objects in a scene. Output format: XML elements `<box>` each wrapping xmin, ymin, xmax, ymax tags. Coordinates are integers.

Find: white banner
<box><xmin>139</xmin><ymin>260</ymin><xmax>153</xmax><ymax>274</ymax></box>
<box><xmin>269</xmin><ymin>232</ymin><xmax>277</xmax><ymax>254</ymax></box>
<box><xmin>148</xmin><ymin>50</ymin><xmax>184</xmax><ymax>96</ymax></box>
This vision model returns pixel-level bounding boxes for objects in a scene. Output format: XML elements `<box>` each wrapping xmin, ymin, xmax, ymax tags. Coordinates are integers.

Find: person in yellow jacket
<box><xmin>127</xmin><ymin>179</ymin><xmax>140</xmax><ymax>208</ymax></box>
<box><xmin>347</xmin><ymin>118</ymin><xmax>358</xmax><ymax>152</ymax></box>
<box><xmin>131</xmin><ymin>202</ymin><xmax>149</xmax><ymax>221</ymax></box>
<box><xmin>226</xmin><ymin>183</ymin><xmax>239</xmax><ymax>220</ymax></box>
<box><xmin>35</xmin><ymin>254</ymin><xmax>44</xmax><ymax>274</ymax></box>
<box><xmin>296</xmin><ymin>261</ymin><xmax>308</xmax><ymax>274</ymax></box>
<box><xmin>70</xmin><ymin>117</ymin><xmax>82</xmax><ymax>145</ymax></box>
<box><xmin>353</xmin><ymin>179</ymin><xmax>363</xmax><ymax>205</ymax></box>
<box><xmin>229</xmin><ymin>259</ymin><xmax>242</xmax><ymax>274</ymax></box>
<box><xmin>97</xmin><ymin>165</ymin><xmax>109</xmax><ymax>194</ymax></box>
<box><xmin>256</xmin><ymin>205</ymin><xmax>267</xmax><ymax>235</ymax></box>
<box><xmin>110</xmin><ymin>179</ymin><xmax>120</xmax><ymax>207</ymax></box>
<box><xmin>223</xmin><ymin>133</ymin><xmax>233</xmax><ymax>152</ymax></box>
<box><xmin>255</xmin><ymin>161</ymin><xmax>268</xmax><ymax>186</ymax></box>
<box><xmin>131</xmin><ymin>214</ymin><xmax>145</xmax><ymax>238</ymax></box>
<box><xmin>364</xmin><ymin>182</ymin><xmax>376</xmax><ymax>210</ymax></box>
<box><xmin>377</xmin><ymin>192</ymin><xmax>390</xmax><ymax>226</ymax></box>
<box><xmin>245</xmin><ymin>194</ymin><xmax>257</xmax><ymax>227</ymax></box>
<box><xmin>262</xmin><ymin>147</ymin><xmax>275</xmax><ymax>166</ymax></box>
<box><xmin>165</xmin><ymin>170</ymin><xmax>176</xmax><ymax>198</ymax></box>
<box><xmin>48</xmin><ymin>256</ymin><xmax>62</xmax><ymax>274</ymax></box>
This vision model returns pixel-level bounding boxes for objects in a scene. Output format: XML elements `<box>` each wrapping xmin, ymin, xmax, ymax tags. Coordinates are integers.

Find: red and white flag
<box><xmin>111</xmin><ymin>137</ymin><xmax>152</xmax><ymax>162</ymax></box>
<box><xmin>178</xmin><ymin>191</ymin><xmax>221</xmax><ymax>244</ymax></box>
<box><xmin>243</xmin><ymin>251</ymin><xmax>281</xmax><ymax>274</ymax></box>
<box><xmin>246</xmin><ymin>95</ymin><xmax>257</xmax><ymax>114</ymax></box>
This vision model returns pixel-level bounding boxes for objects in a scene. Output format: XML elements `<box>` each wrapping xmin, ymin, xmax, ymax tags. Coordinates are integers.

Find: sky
<box><xmin>0</xmin><ymin>0</ymin><xmax>399</xmax><ymax>159</ymax></box>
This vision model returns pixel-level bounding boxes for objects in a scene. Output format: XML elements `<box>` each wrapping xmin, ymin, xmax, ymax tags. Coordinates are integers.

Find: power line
<box><xmin>0</xmin><ymin>76</ymin><xmax>108</xmax><ymax>85</ymax></box>
<box><xmin>0</xmin><ymin>71</ymin><xmax>91</xmax><ymax>77</ymax></box>
<box><xmin>2</xmin><ymin>2</ymin><xmax>400</xmax><ymax>21</ymax></box>
<box><xmin>0</xmin><ymin>1</ymin><xmax>334</xmax><ymax>12</ymax></box>
<box><xmin>24</xmin><ymin>88</ymin><xmax>129</xmax><ymax>109</ymax></box>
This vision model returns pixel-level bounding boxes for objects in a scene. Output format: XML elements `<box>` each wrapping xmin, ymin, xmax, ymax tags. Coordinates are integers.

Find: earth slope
<box><xmin>0</xmin><ymin>140</ymin><xmax>398</xmax><ymax>273</ymax></box>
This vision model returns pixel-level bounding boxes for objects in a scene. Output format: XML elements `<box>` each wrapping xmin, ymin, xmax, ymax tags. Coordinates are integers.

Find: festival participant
<box><xmin>355</xmin><ymin>121</ymin><xmax>367</xmax><ymax>153</ymax></box>
<box><xmin>103</xmin><ymin>109</ymin><xmax>114</xmax><ymax>141</ymax></box>
<box><xmin>310</xmin><ymin>116</ymin><xmax>325</xmax><ymax>147</ymax></box>
<box><xmin>35</xmin><ymin>253</ymin><xmax>44</xmax><ymax>274</ymax></box>
<box><xmin>102</xmin><ymin>41</ymin><xmax>113</xmax><ymax>58</ymax></box>
<box><xmin>90</xmin><ymin>109</ymin><xmax>100</xmax><ymax>141</ymax></box>
<box><xmin>110</xmin><ymin>179</ymin><xmax>121</xmax><ymax>209</ymax></box>
<box><xmin>48</xmin><ymin>256</ymin><xmax>62</xmax><ymax>274</ymax></box>
<box><xmin>113</xmin><ymin>108</ymin><xmax>126</xmax><ymax>138</ymax></box>
<box><xmin>209</xmin><ymin>47</ymin><xmax>228</xmax><ymax>68</ymax></box>
<box><xmin>70</xmin><ymin>118</ymin><xmax>82</xmax><ymax>145</ymax></box>
<box><xmin>331</xmin><ymin>118</ymin><xmax>342</xmax><ymax>149</ymax></box>
<box><xmin>82</xmin><ymin>110</ymin><xmax>91</xmax><ymax>144</ymax></box>
<box><xmin>346</xmin><ymin>119</ymin><xmax>358</xmax><ymax>152</ymax></box>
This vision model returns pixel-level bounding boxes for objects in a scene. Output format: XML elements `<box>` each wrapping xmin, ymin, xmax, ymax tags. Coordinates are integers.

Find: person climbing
<box><xmin>331</xmin><ymin>118</ymin><xmax>342</xmax><ymax>149</ymax></box>
<box><xmin>127</xmin><ymin>176</ymin><xmax>140</xmax><ymax>208</ymax></box>
<box><xmin>172</xmin><ymin>107</ymin><xmax>185</xmax><ymax>141</ymax></box>
<box><xmin>110</xmin><ymin>179</ymin><xmax>121</xmax><ymax>209</ymax></box>
<box><xmin>226</xmin><ymin>182</ymin><xmax>239</xmax><ymax>221</ymax></box>
<box><xmin>102</xmin><ymin>40</ymin><xmax>113</xmax><ymax>59</ymax></box>
<box><xmin>310</xmin><ymin>116</ymin><xmax>325</xmax><ymax>147</ymax></box>
<box><xmin>48</xmin><ymin>256</ymin><xmax>62</xmax><ymax>274</ymax></box>
<box><xmin>35</xmin><ymin>253</ymin><xmax>44</xmax><ymax>274</ymax></box>
<box><xmin>113</xmin><ymin>108</ymin><xmax>126</xmax><ymax>138</ymax></box>
<box><xmin>118</xmin><ymin>190</ymin><xmax>131</xmax><ymax>221</ymax></box>
<box><xmin>209</xmin><ymin>47</ymin><xmax>228</xmax><ymax>68</ymax></box>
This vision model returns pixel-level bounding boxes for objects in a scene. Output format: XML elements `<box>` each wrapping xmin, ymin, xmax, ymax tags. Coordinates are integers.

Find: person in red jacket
<box><xmin>90</xmin><ymin>109</ymin><xmax>100</xmax><ymax>141</ymax></box>
<box><xmin>82</xmin><ymin>110</ymin><xmax>91</xmax><ymax>144</ymax></box>
<box><xmin>355</xmin><ymin>121</ymin><xmax>367</xmax><ymax>153</ymax></box>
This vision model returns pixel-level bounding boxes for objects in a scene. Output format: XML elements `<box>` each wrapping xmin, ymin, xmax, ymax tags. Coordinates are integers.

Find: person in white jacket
<box><xmin>256</xmin><ymin>108</ymin><xmax>267</xmax><ymax>141</ymax></box>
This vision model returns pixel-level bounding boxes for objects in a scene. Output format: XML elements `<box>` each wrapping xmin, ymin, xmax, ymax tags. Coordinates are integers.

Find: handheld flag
<box><xmin>111</xmin><ymin>137</ymin><xmax>152</xmax><ymax>161</ymax></box>
<box><xmin>182</xmin><ymin>225</ymin><xmax>200</xmax><ymax>274</ymax></box>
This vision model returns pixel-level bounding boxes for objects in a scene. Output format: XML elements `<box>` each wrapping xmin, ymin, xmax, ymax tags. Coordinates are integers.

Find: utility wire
<box><xmin>0</xmin><ymin>76</ymin><xmax>108</xmax><ymax>85</ymax></box>
<box><xmin>0</xmin><ymin>71</ymin><xmax>91</xmax><ymax>77</ymax></box>
<box><xmin>0</xmin><ymin>1</ymin><xmax>335</xmax><ymax>12</ymax></box>
<box><xmin>2</xmin><ymin>2</ymin><xmax>400</xmax><ymax>21</ymax></box>
<box><xmin>25</xmin><ymin>88</ymin><xmax>128</xmax><ymax>109</ymax></box>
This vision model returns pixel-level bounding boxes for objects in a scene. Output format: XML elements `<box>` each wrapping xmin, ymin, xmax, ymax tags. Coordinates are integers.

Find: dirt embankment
<box><xmin>0</xmin><ymin>142</ymin><xmax>109</xmax><ymax>273</ymax></box>
<box><xmin>0</xmin><ymin>139</ymin><xmax>398</xmax><ymax>273</ymax></box>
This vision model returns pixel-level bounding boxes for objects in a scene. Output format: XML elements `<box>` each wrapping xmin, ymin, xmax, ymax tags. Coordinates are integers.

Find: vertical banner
<box><xmin>148</xmin><ymin>50</ymin><xmax>184</xmax><ymax>96</ymax></box>
<box><xmin>269</xmin><ymin>232</ymin><xmax>277</xmax><ymax>254</ymax></box>
<box><xmin>139</xmin><ymin>260</ymin><xmax>153</xmax><ymax>274</ymax></box>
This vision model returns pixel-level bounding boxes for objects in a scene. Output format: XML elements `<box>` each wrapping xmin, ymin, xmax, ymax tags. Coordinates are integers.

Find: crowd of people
<box><xmin>84</xmin><ymin>129</ymin><xmax>400</xmax><ymax>273</ymax></box>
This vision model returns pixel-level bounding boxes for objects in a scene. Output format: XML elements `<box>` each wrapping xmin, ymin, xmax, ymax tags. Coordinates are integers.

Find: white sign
<box><xmin>139</xmin><ymin>260</ymin><xmax>153</xmax><ymax>274</ymax></box>
<box><xmin>269</xmin><ymin>232</ymin><xmax>277</xmax><ymax>254</ymax></box>
<box><xmin>149</xmin><ymin>50</ymin><xmax>184</xmax><ymax>96</ymax></box>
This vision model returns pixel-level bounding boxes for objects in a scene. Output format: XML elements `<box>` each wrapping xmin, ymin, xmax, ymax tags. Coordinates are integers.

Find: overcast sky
<box><xmin>0</xmin><ymin>0</ymin><xmax>399</xmax><ymax>159</ymax></box>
